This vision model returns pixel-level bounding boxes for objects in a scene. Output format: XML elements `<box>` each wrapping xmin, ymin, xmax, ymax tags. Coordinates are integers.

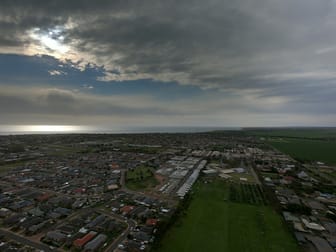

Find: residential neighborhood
<box><xmin>0</xmin><ymin>131</ymin><xmax>335</xmax><ymax>251</ymax></box>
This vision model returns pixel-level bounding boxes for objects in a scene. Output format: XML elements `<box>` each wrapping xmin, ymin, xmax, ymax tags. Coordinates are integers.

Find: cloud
<box><xmin>48</xmin><ymin>69</ymin><xmax>67</xmax><ymax>76</ymax></box>
<box><xmin>82</xmin><ymin>84</ymin><xmax>93</xmax><ymax>89</ymax></box>
<box><xmin>1</xmin><ymin>0</ymin><xmax>336</xmax><ymax>126</ymax></box>
<box><xmin>0</xmin><ymin>86</ymin><xmax>179</xmax><ymax>118</ymax></box>
<box><xmin>0</xmin><ymin>85</ymin><xmax>336</xmax><ymax>126</ymax></box>
<box><xmin>1</xmin><ymin>0</ymin><xmax>336</xmax><ymax>93</ymax></box>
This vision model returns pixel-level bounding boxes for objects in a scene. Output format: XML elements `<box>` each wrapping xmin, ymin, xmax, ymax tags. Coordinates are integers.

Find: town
<box><xmin>0</xmin><ymin>131</ymin><xmax>335</xmax><ymax>252</ymax></box>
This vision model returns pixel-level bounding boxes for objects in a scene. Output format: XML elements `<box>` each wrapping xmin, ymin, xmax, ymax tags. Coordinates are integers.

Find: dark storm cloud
<box><xmin>1</xmin><ymin>0</ymin><xmax>336</xmax><ymax>89</ymax></box>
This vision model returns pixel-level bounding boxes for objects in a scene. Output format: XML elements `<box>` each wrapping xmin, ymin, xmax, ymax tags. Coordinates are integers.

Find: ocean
<box><xmin>0</xmin><ymin>125</ymin><xmax>241</xmax><ymax>135</ymax></box>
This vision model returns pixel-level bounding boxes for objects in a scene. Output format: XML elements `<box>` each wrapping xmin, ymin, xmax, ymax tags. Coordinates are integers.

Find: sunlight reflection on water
<box><xmin>0</xmin><ymin>125</ymin><xmax>87</xmax><ymax>134</ymax></box>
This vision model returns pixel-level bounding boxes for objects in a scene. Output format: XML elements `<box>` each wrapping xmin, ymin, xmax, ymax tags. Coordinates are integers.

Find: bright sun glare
<box><xmin>23</xmin><ymin>125</ymin><xmax>80</xmax><ymax>132</ymax></box>
<box><xmin>39</xmin><ymin>35</ymin><xmax>69</xmax><ymax>54</ymax></box>
<box><xmin>29</xmin><ymin>27</ymin><xmax>69</xmax><ymax>55</ymax></box>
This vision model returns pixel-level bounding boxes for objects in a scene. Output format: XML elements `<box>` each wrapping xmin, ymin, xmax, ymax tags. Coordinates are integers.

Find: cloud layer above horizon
<box><xmin>1</xmin><ymin>0</ymin><xmax>336</xmax><ymax>127</ymax></box>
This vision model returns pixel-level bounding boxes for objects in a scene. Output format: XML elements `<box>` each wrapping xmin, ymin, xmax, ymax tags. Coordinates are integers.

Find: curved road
<box><xmin>98</xmin><ymin>209</ymin><xmax>137</xmax><ymax>252</ymax></box>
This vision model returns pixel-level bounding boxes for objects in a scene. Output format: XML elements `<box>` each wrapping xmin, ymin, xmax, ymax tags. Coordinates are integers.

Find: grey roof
<box><xmin>46</xmin><ymin>231</ymin><xmax>67</xmax><ymax>242</ymax></box>
<box><xmin>305</xmin><ymin>235</ymin><xmax>334</xmax><ymax>252</ymax></box>
<box><xmin>86</xmin><ymin>214</ymin><xmax>105</xmax><ymax>228</ymax></box>
<box><xmin>84</xmin><ymin>234</ymin><xmax>107</xmax><ymax>251</ymax></box>
<box><xmin>282</xmin><ymin>211</ymin><xmax>299</xmax><ymax>222</ymax></box>
<box><xmin>323</xmin><ymin>222</ymin><xmax>336</xmax><ymax>234</ymax></box>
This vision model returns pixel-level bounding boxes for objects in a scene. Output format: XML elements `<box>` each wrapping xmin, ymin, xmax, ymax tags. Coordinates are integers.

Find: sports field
<box><xmin>126</xmin><ymin>166</ymin><xmax>158</xmax><ymax>190</ymax></box>
<box><xmin>155</xmin><ymin>180</ymin><xmax>298</xmax><ymax>252</ymax></box>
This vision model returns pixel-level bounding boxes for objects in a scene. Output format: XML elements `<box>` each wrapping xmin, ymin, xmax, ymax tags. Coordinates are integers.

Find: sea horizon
<box><xmin>0</xmin><ymin>125</ymin><xmax>242</xmax><ymax>135</ymax></box>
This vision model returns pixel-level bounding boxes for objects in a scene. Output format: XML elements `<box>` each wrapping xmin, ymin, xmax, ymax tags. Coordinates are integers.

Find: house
<box><xmin>139</xmin><ymin>225</ymin><xmax>154</xmax><ymax>234</ymax></box>
<box><xmin>323</xmin><ymin>222</ymin><xmax>336</xmax><ymax>234</ymax></box>
<box><xmin>234</xmin><ymin>168</ymin><xmax>245</xmax><ymax>173</ymax></box>
<box><xmin>28</xmin><ymin>207</ymin><xmax>44</xmax><ymax>217</ymax></box>
<box><xmin>132</xmin><ymin>231</ymin><xmax>151</xmax><ymax>243</ymax></box>
<box><xmin>54</xmin><ymin>207</ymin><xmax>71</xmax><ymax>217</ymax></box>
<box><xmin>45</xmin><ymin>231</ymin><xmax>67</xmax><ymax>246</ymax></box>
<box><xmin>131</xmin><ymin>206</ymin><xmax>147</xmax><ymax>218</ymax></box>
<box><xmin>86</xmin><ymin>214</ymin><xmax>105</xmax><ymax>228</ymax></box>
<box><xmin>221</xmin><ymin>169</ymin><xmax>235</xmax><ymax>174</ymax></box>
<box><xmin>120</xmin><ymin>205</ymin><xmax>135</xmax><ymax>216</ymax></box>
<box><xmin>107</xmin><ymin>184</ymin><xmax>119</xmax><ymax>190</ymax></box>
<box><xmin>0</xmin><ymin>208</ymin><xmax>11</xmax><ymax>218</ymax></box>
<box><xmin>282</xmin><ymin>211</ymin><xmax>299</xmax><ymax>222</ymax></box>
<box><xmin>202</xmin><ymin>169</ymin><xmax>217</xmax><ymax>176</ymax></box>
<box><xmin>36</xmin><ymin>193</ymin><xmax>52</xmax><ymax>202</ymax></box>
<box><xmin>305</xmin><ymin>200</ymin><xmax>325</xmax><ymax>211</ymax></box>
<box><xmin>293</xmin><ymin>222</ymin><xmax>307</xmax><ymax>232</ymax></box>
<box><xmin>301</xmin><ymin>218</ymin><xmax>325</xmax><ymax>231</ymax></box>
<box><xmin>28</xmin><ymin>221</ymin><xmax>47</xmax><ymax>234</ymax></box>
<box><xmin>73</xmin><ymin>188</ymin><xmax>86</xmax><ymax>194</ymax></box>
<box><xmin>146</xmin><ymin>218</ymin><xmax>158</xmax><ymax>226</ymax></box>
<box><xmin>3</xmin><ymin>213</ymin><xmax>25</xmax><ymax>226</ymax></box>
<box><xmin>72</xmin><ymin>199</ymin><xmax>86</xmax><ymax>209</ymax></box>
<box><xmin>294</xmin><ymin>232</ymin><xmax>306</xmax><ymax>244</ymax></box>
<box><xmin>219</xmin><ymin>173</ymin><xmax>232</xmax><ymax>179</ymax></box>
<box><xmin>73</xmin><ymin>231</ymin><xmax>97</xmax><ymax>248</ymax></box>
<box><xmin>297</xmin><ymin>171</ymin><xmax>309</xmax><ymax>180</ymax></box>
<box><xmin>126</xmin><ymin>240</ymin><xmax>143</xmax><ymax>252</ymax></box>
<box><xmin>20</xmin><ymin>216</ymin><xmax>43</xmax><ymax>230</ymax></box>
<box><xmin>9</xmin><ymin>200</ymin><xmax>33</xmax><ymax>211</ymax></box>
<box><xmin>84</xmin><ymin>233</ymin><xmax>107</xmax><ymax>251</ymax></box>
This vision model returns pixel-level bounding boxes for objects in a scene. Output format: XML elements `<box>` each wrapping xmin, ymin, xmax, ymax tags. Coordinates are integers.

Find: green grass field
<box><xmin>0</xmin><ymin>160</ymin><xmax>27</xmax><ymax>174</ymax></box>
<box><xmin>126</xmin><ymin>166</ymin><xmax>154</xmax><ymax>180</ymax></box>
<box><xmin>268</xmin><ymin>138</ymin><xmax>336</xmax><ymax>164</ymax></box>
<box><xmin>126</xmin><ymin>166</ymin><xmax>158</xmax><ymax>190</ymax></box>
<box><xmin>246</xmin><ymin>128</ymin><xmax>336</xmax><ymax>139</ymax></box>
<box><xmin>155</xmin><ymin>180</ymin><xmax>298</xmax><ymax>252</ymax></box>
<box><xmin>0</xmin><ymin>164</ymin><xmax>19</xmax><ymax>174</ymax></box>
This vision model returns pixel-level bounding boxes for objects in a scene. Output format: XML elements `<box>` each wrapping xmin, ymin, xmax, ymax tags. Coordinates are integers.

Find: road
<box><xmin>0</xmin><ymin>229</ymin><xmax>57</xmax><ymax>252</ymax></box>
<box><xmin>120</xmin><ymin>169</ymin><xmax>126</xmax><ymax>189</ymax></box>
<box><xmin>98</xmin><ymin>209</ymin><xmax>137</xmax><ymax>252</ymax></box>
<box><xmin>0</xmin><ymin>167</ymin><xmax>168</xmax><ymax>252</ymax></box>
<box><xmin>0</xmin><ymin>180</ymin><xmax>134</xmax><ymax>252</ymax></box>
<box><xmin>248</xmin><ymin>162</ymin><xmax>261</xmax><ymax>185</ymax></box>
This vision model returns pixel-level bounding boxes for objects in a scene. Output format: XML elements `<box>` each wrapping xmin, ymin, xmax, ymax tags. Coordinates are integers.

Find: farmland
<box><xmin>246</xmin><ymin>128</ymin><xmax>336</xmax><ymax>139</ymax></box>
<box><xmin>154</xmin><ymin>179</ymin><xmax>298</xmax><ymax>252</ymax></box>
<box><xmin>267</xmin><ymin>138</ymin><xmax>336</xmax><ymax>165</ymax></box>
<box><xmin>245</xmin><ymin>128</ymin><xmax>336</xmax><ymax>165</ymax></box>
<box><xmin>229</xmin><ymin>183</ymin><xmax>267</xmax><ymax>205</ymax></box>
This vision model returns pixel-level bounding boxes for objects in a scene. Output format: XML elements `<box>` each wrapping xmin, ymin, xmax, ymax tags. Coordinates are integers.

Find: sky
<box><xmin>1</xmin><ymin>0</ymin><xmax>336</xmax><ymax>128</ymax></box>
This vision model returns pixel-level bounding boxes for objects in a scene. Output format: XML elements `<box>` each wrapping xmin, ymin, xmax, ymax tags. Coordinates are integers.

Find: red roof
<box><xmin>111</xmin><ymin>163</ymin><xmax>119</xmax><ymax>169</ymax></box>
<box><xmin>73</xmin><ymin>231</ymin><xmax>97</xmax><ymax>248</ymax></box>
<box><xmin>146</xmin><ymin>218</ymin><xmax>158</xmax><ymax>226</ymax></box>
<box><xmin>36</xmin><ymin>193</ymin><xmax>51</xmax><ymax>202</ymax></box>
<box><xmin>120</xmin><ymin>205</ymin><xmax>134</xmax><ymax>214</ymax></box>
<box><xmin>73</xmin><ymin>188</ymin><xmax>86</xmax><ymax>194</ymax></box>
